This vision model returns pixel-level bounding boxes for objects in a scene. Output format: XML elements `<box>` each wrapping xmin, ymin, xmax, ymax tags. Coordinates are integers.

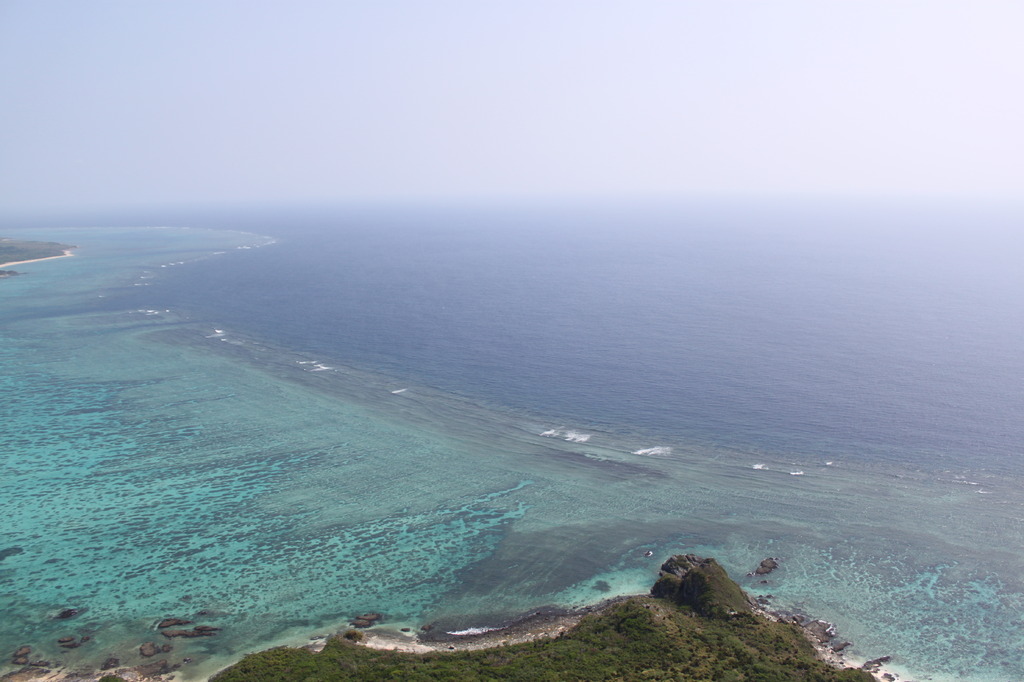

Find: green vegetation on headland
<box><xmin>211</xmin><ymin>555</ymin><xmax>874</xmax><ymax>682</ymax></box>
<box><xmin>0</xmin><ymin>238</ymin><xmax>76</xmax><ymax>271</ymax></box>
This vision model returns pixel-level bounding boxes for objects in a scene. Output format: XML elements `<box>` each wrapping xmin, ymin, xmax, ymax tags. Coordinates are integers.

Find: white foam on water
<box><xmin>753</xmin><ymin>463</ymin><xmax>767</xmax><ymax>470</ymax></box>
<box><xmin>563</xmin><ymin>430</ymin><xmax>591</xmax><ymax>443</ymax></box>
<box><xmin>446</xmin><ymin>626</ymin><xmax>501</xmax><ymax>636</ymax></box>
<box><xmin>789</xmin><ymin>470</ymin><xmax>805</xmax><ymax>476</ymax></box>
<box><xmin>391</xmin><ymin>388</ymin><xmax>408</xmax><ymax>394</ymax></box>
<box><xmin>632</xmin><ymin>446</ymin><xmax>672</xmax><ymax>457</ymax></box>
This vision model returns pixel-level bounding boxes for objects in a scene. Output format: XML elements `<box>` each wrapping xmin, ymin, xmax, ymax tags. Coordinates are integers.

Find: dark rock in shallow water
<box><xmin>161</xmin><ymin>629</ymin><xmax>191</xmax><ymax>638</ymax></box>
<box><xmin>750</xmin><ymin>557</ymin><xmax>779</xmax><ymax>576</ymax></box>
<box><xmin>161</xmin><ymin>643</ymin><xmax>173</xmax><ymax>653</ymax></box>
<box><xmin>157</xmin><ymin>617</ymin><xmax>193</xmax><ymax>629</ymax></box>
<box><xmin>58</xmin><ymin>639</ymin><xmax>80</xmax><ymax>649</ymax></box>
<box><xmin>101</xmin><ymin>656</ymin><xmax>120</xmax><ymax>670</ymax></box>
<box><xmin>863</xmin><ymin>655</ymin><xmax>892</xmax><ymax>671</ymax></box>
<box><xmin>140</xmin><ymin>641</ymin><xmax>159</xmax><ymax>657</ymax></box>
<box><xmin>134</xmin><ymin>658</ymin><xmax>172</xmax><ymax>677</ymax></box>
<box><xmin>350</xmin><ymin>619</ymin><xmax>373</xmax><ymax>628</ymax></box>
<box><xmin>162</xmin><ymin>627</ymin><xmax>217</xmax><ymax>638</ymax></box>
<box><xmin>358</xmin><ymin>612</ymin><xmax>383</xmax><ymax>622</ymax></box>
<box><xmin>0</xmin><ymin>546</ymin><xmax>25</xmax><ymax>561</ymax></box>
<box><xmin>57</xmin><ymin>636</ymin><xmax>76</xmax><ymax>644</ymax></box>
<box><xmin>13</xmin><ymin>646</ymin><xmax>31</xmax><ymax>658</ymax></box>
<box><xmin>55</xmin><ymin>608</ymin><xmax>80</xmax><ymax>619</ymax></box>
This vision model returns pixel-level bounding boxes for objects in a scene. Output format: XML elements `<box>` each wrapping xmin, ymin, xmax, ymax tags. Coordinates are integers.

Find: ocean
<box><xmin>2</xmin><ymin>201</ymin><xmax>1022</xmax><ymax>680</ymax></box>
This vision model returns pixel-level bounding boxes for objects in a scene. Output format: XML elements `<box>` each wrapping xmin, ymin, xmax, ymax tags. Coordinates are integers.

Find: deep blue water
<box><xmin>126</xmin><ymin>202</ymin><xmax>1024</xmax><ymax>470</ymax></box>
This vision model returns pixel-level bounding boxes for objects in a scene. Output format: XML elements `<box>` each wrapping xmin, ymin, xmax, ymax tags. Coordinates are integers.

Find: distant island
<box><xmin>0</xmin><ymin>238</ymin><xmax>77</xmax><ymax>275</ymax></box>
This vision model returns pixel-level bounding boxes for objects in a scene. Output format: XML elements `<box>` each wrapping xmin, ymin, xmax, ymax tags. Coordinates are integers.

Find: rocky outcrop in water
<box><xmin>351</xmin><ymin>612</ymin><xmax>383</xmax><ymax>628</ymax></box>
<box><xmin>10</xmin><ymin>646</ymin><xmax>31</xmax><ymax>666</ymax></box>
<box><xmin>162</xmin><ymin>626</ymin><xmax>219</xmax><ymax>638</ymax></box>
<box><xmin>133</xmin><ymin>658</ymin><xmax>175</xmax><ymax>677</ymax></box>
<box><xmin>157</xmin><ymin>617</ymin><xmax>193</xmax><ymax>629</ymax></box>
<box><xmin>56</xmin><ymin>636</ymin><xmax>79</xmax><ymax>649</ymax></box>
<box><xmin>863</xmin><ymin>655</ymin><xmax>892</xmax><ymax>672</ymax></box>
<box><xmin>651</xmin><ymin>554</ymin><xmax>753</xmax><ymax>618</ymax></box>
<box><xmin>748</xmin><ymin>557</ymin><xmax>779</xmax><ymax>576</ymax></box>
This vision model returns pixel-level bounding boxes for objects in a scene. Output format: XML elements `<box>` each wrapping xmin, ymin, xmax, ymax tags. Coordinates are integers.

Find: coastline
<box><xmin>351</xmin><ymin>598</ymin><xmax>632</xmax><ymax>655</ymax></box>
<box><xmin>329</xmin><ymin>594</ymin><xmax>899</xmax><ymax>682</ymax></box>
<box><xmin>1</xmin><ymin>591</ymin><xmax>906</xmax><ymax>682</ymax></box>
<box><xmin>0</xmin><ymin>250</ymin><xmax>75</xmax><ymax>269</ymax></box>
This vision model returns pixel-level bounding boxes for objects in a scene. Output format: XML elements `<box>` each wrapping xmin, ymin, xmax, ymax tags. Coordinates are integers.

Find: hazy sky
<box><xmin>2</xmin><ymin>1</ymin><xmax>1022</xmax><ymax>213</ymax></box>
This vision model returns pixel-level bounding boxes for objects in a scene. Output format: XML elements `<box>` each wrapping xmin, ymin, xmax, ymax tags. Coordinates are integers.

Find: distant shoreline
<box><xmin>0</xmin><ymin>250</ymin><xmax>75</xmax><ymax>269</ymax></box>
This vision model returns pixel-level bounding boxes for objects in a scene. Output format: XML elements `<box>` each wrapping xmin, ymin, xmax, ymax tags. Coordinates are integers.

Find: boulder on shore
<box><xmin>803</xmin><ymin>619</ymin><xmax>836</xmax><ymax>644</ymax></box>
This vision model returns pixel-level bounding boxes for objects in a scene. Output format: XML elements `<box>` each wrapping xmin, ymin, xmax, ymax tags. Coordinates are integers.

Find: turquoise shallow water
<box><xmin>2</xmin><ymin>220</ymin><xmax>1024</xmax><ymax>681</ymax></box>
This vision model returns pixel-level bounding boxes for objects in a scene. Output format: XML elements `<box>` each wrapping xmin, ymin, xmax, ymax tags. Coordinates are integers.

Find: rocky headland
<box><xmin>2</xmin><ymin>555</ymin><xmax>901</xmax><ymax>682</ymax></box>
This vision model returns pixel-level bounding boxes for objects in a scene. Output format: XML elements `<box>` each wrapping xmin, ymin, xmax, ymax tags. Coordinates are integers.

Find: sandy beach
<box><xmin>0</xmin><ymin>250</ymin><xmax>75</xmax><ymax>269</ymax></box>
<box><xmin>353</xmin><ymin>606</ymin><xmax>600</xmax><ymax>655</ymax></box>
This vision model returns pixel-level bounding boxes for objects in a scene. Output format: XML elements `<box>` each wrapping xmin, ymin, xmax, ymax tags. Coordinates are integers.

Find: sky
<box><xmin>1</xmin><ymin>1</ymin><xmax>1023</xmax><ymax>214</ymax></box>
